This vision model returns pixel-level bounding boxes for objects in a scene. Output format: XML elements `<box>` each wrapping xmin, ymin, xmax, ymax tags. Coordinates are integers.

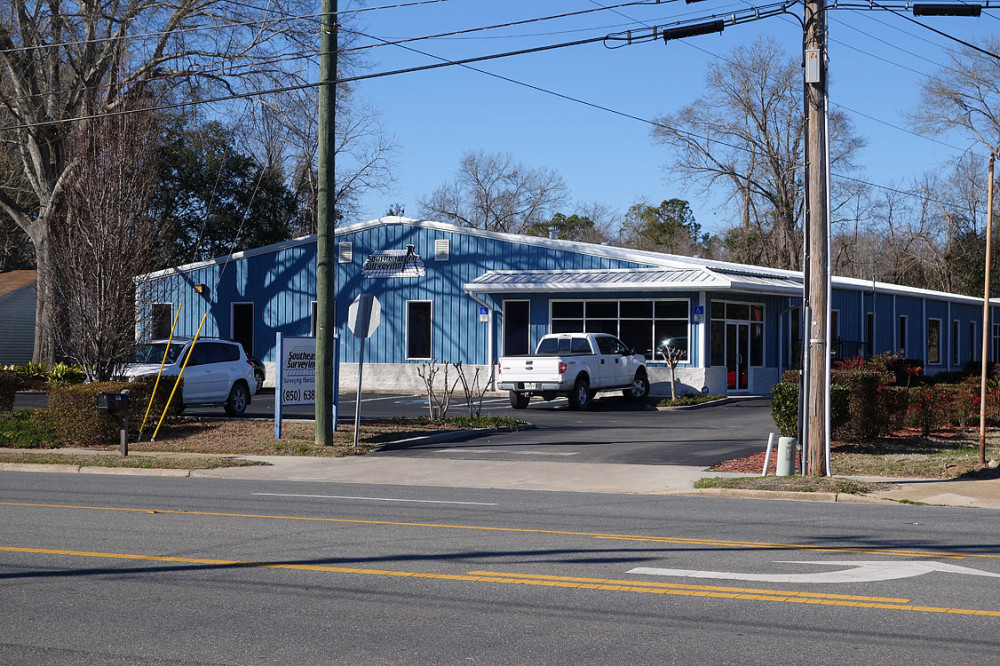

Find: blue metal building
<box><xmin>137</xmin><ymin>216</ymin><xmax>997</xmax><ymax>395</ymax></box>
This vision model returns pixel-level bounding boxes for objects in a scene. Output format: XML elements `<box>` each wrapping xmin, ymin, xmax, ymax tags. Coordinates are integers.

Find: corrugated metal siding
<box><xmin>333</xmin><ymin>225</ymin><xmax>650</xmax><ymax>366</ymax></box>
<box><xmin>0</xmin><ymin>284</ymin><xmax>36</xmax><ymax>364</ymax></box>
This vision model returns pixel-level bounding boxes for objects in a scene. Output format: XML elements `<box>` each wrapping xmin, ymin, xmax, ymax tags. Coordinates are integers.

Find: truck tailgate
<box><xmin>498</xmin><ymin>356</ymin><xmax>566</xmax><ymax>383</ymax></box>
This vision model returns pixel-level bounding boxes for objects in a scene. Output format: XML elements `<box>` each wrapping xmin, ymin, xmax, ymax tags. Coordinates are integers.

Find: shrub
<box><xmin>0</xmin><ymin>370</ymin><xmax>17</xmax><ymax>412</ymax></box>
<box><xmin>0</xmin><ymin>409</ymin><xmax>58</xmax><ymax>448</ymax></box>
<box><xmin>47</xmin><ymin>362</ymin><xmax>87</xmax><ymax>386</ymax></box>
<box><xmin>906</xmin><ymin>386</ymin><xmax>949</xmax><ymax>435</ymax></box>
<box><xmin>770</xmin><ymin>382</ymin><xmax>850</xmax><ymax>439</ymax></box>
<box><xmin>15</xmin><ymin>362</ymin><xmax>48</xmax><ymax>382</ymax></box>
<box><xmin>48</xmin><ymin>378</ymin><xmax>182</xmax><ymax>446</ymax></box>
<box><xmin>831</xmin><ymin>370</ymin><xmax>891</xmax><ymax>440</ymax></box>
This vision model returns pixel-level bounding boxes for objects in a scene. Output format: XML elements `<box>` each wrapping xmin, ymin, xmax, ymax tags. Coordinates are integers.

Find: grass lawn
<box><xmin>0</xmin><ymin>412</ymin><xmax>519</xmax><ymax>468</ymax></box>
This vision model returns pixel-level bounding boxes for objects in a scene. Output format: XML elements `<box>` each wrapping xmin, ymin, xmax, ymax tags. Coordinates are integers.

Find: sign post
<box><xmin>274</xmin><ymin>334</ymin><xmax>337</xmax><ymax>439</ymax></box>
<box><xmin>348</xmin><ymin>294</ymin><xmax>381</xmax><ymax>447</ymax></box>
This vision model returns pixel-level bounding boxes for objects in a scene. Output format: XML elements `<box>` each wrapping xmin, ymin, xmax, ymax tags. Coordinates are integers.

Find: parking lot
<box><xmin>14</xmin><ymin>389</ymin><xmax>777</xmax><ymax>468</ymax></box>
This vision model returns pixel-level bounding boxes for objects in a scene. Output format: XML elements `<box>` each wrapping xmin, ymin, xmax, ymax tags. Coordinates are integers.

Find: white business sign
<box><xmin>279</xmin><ymin>336</ymin><xmax>316</xmax><ymax>406</ymax></box>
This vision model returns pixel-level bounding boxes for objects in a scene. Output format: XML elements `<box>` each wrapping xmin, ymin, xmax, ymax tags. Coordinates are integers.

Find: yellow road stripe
<box><xmin>465</xmin><ymin>570</ymin><xmax>911</xmax><ymax>603</ymax></box>
<box><xmin>3</xmin><ymin>546</ymin><xmax>998</xmax><ymax>617</ymax></box>
<box><xmin>0</xmin><ymin>501</ymin><xmax>995</xmax><ymax>561</ymax></box>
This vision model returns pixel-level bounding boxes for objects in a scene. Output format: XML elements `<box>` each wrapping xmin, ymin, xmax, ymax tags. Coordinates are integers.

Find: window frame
<box><xmin>927</xmin><ymin>318</ymin><xmax>942</xmax><ymax>365</ymax></box>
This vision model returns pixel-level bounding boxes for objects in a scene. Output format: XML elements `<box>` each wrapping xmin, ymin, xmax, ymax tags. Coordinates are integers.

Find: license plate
<box><xmin>524</xmin><ymin>382</ymin><xmax>539</xmax><ymax>390</ymax></box>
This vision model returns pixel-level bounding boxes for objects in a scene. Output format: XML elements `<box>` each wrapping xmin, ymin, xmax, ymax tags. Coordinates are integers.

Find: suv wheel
<box><xmin>224</xmin><ymin>382</ymin><xmax>249</xmax><ymax>417</ymax></box>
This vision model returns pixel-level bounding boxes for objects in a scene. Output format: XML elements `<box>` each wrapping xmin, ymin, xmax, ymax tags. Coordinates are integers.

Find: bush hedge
<box><xmin>48</xmin><ymin>378</ymin><xmax>183</xmax><ymax>446</ymax></box>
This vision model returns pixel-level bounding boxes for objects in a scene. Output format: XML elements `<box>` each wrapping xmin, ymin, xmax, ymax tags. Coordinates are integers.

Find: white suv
<box><xmin>123</xmin><ymin>339</ymin><xmax>257</xmax><ymax>416</ymax></box>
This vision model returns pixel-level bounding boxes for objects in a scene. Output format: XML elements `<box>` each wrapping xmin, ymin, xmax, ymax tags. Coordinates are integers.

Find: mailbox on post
<box><xmin>96</xmin><ymin>391</ymin><xmax>129</xmax><ymax>415</ymax></box>
<box><xmin>96</xmin><ymin>390</ymin><xmax>130</xmax><ymax>456</ymax></box>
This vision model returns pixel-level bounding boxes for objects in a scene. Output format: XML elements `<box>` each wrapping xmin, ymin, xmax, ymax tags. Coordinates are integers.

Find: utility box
<box><xmin>96</xmin><ymin>391</ymin><xmax>129</xmax><ymax>416</ymax></box>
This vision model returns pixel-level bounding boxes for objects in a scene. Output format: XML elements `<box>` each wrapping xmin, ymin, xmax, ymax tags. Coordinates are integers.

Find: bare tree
<box><xmin>50</xmin><ymin>110</ymin><xmax>158</xmax><ymax>381</ymax></box>
<box><xmin>419</xmin><ymin>150</ymin><xmax>569</xmax><ymax>233</ymax></box>
<box><xmin>911</xmin><ymin>36</ymin><xmax>1000</xmax><ymax>152</ymax></box>
<box><xmin>0</xmin><ymin>0</ymin><xmax>315</xmax><ymax>364</ymax></box>
<box><xmin>242</xmin><ymin>85</ymin><xmax>396</xmax><ymax>236</ymax></box>
<box><xmin>652</xmin><ymin>37</ymin><xmax>864</xmax><ymax>270</ymax></box>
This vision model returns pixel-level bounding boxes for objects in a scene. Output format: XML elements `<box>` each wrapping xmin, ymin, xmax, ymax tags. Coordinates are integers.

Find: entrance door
<box><xmin>726</xmin><ymin>323</ymin><xmax>749</xmax><ymax>391</ymax></box>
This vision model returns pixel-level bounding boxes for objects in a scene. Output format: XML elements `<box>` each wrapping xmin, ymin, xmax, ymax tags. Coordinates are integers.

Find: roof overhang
<box><xmin>464</xmin><ymin>267</ymin><xmax>803</xmax><ymax>296</ymax></box>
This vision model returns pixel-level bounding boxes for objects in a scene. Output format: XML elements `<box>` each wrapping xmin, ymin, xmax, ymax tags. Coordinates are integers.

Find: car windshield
<box><xmin>129</xmin><ymin>343</ymin><xmax>186</xmax><ymax>365</ymax></box>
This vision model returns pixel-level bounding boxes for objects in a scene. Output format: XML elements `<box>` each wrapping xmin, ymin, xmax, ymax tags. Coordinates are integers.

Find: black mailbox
<box><xmin>96</xmin><ymin>391</ymin><xmax>129</xmax><ymax>416</ymax></box>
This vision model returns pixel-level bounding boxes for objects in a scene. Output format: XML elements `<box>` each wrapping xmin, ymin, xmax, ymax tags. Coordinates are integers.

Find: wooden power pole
<box><xmin>315</xmin><ymin>0</ymin><xmax>337</xmax><ymax>446</ymax></box>
<box><xmin>803</xmin><ymin>0</ymin><xmax>830</xmax><ymax>476</ymax></box>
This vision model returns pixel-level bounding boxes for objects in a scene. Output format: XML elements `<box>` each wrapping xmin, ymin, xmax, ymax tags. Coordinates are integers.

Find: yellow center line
<box><xmin>1</xmin><ymin>501</ymin><xmax>995</xmax><ymax>561</ymax></box>
<box><xmin>3</xmin><ymin>546</ymin><xmax>998</xmax><ymax>617</ymax></box>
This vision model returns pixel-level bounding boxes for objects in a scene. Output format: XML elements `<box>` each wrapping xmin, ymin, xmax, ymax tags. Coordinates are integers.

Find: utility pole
<box><xmin>315</xmin><ymin>0</ymin><xmax>337</xmax><ymax>446</ymax></box>
<box><xmin>803</xmin><ymin>0</ymin><xmax>830</xmax><ymax>476</ymax></box>
<box><xmin>979</xmin><ymin>153</ymin><xmax>995</xmax><ymax>466</ymax></box>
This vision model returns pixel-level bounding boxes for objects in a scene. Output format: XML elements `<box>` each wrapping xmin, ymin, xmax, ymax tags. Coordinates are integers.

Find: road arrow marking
<box><xmin>628</xmin><ymin>561</ymin><xmax>1000</xmax><ymax>584</ymax></box>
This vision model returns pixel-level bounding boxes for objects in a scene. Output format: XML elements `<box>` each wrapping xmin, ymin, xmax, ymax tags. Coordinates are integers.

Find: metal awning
<box><xmin>464</xmin><ymin>266</ymin><xmax>802</xmax><ymax>295</ymax></box>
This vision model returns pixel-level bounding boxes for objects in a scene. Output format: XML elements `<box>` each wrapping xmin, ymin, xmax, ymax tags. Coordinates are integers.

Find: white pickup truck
<box><xmin>497</xmin><ymin>332</ymin><xmax>650</xmax><ymax>409</ymax></box>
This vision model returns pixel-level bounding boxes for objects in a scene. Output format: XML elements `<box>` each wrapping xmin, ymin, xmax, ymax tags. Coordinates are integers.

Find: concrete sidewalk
<box><xmin>5</xmin><ymin>447</ymin><xmax>999</xmax><ymax>508</ymax></box>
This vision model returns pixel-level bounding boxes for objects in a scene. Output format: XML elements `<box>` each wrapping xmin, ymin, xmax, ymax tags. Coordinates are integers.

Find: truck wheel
<box><xmin>509</xmin><ymin>391</ymin><xmax>530</xmax><ymax>409</ymax></box>
<box><xmin>567</xmin><ymin>378</ymin><xmax>591</xmax><ymax>410</ymax></box>
<box><xmin>623</xmin><ymin>370</ymin><xmax>650</xmax><ymax>401</ymax></box>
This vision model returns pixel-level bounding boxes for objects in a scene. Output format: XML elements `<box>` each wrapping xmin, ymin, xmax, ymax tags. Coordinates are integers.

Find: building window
<box><xmin>970</xmin><ymin>321</ymin><xmax>977</xmax><ymax>363</ymax></box>
<box><xmin>406</xmin><ymin>301</ymin><xmax>432</xmax><ymax>359</ymax></box>
<box><xmin>866</xmin><ymin>312</ymin><xmax>874</xmax><ymax>358</ymax></box>
<box><xmin>898</xmin><ymin>315</ymin><xmax>907</xmax><ymax>356</ymax></box>
<box><xmin>927</xmin><ymin>319</ymin><xmax>941</xmax><ymax>365</ymax></box>
<box><xmin>952</xmin><ymin>320</ymin><xmax>960</xmax><ymax>366</ymax></box>
<box><xmin>993</xmin><ymin>323</ymin><xmax>1000</xmax><ymax>363</ymax></box>
<box><xmin>310</xmin><ymin>300</ymin><xmax>318</xmax><ymax>337</ymax></box>
<box><xmin>549</xmin><ymin>299</ymin><xmax>689</xmax><ymax>361</ymax></box>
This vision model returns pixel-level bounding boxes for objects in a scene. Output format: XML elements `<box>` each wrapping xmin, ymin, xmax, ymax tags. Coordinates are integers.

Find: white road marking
<box><xmin>628</xmin><ymin>560</ymin><xmax>1000</xmax><ymax>584</ymax></box>
<box><xmin>252</xmin><ymin>493</ymin><xmax>498</xmax><ymax>506</ymax></box>
<box><xmin>434</xmin><ymin>449</ymin><xmax>579</xmax><ymax>456</ymax></box>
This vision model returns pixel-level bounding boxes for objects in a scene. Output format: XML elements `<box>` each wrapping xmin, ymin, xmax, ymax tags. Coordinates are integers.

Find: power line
<box><xmin>1</xmin><ymin>0</ymin><xmax>454</xmax><ymax>57</ymax></box>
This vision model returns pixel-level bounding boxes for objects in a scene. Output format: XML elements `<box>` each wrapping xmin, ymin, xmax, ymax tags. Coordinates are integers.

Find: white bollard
<box><xmin>761</xmin><ymin>433</ymin><xmax>775</xmax><ymax>476</ymax></box>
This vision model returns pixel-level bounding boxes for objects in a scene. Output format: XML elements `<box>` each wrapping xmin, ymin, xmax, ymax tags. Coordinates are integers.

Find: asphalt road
<box><xmin>3</xmin><ymin>473</ymin><xmax>999</xmax><ymax>665</ymax></box>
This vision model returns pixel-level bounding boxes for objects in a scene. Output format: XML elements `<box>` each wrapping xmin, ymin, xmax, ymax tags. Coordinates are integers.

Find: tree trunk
<box><xmin>30</xmin><ymin>222</ymin><xmax>55</xmax><ymax>366</ymax></box>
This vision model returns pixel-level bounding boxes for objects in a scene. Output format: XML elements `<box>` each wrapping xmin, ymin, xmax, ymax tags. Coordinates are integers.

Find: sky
<box><xmin>345</xmin><ymin>0</ymin><xmax>998</xmax><ymax>237</ymax></box>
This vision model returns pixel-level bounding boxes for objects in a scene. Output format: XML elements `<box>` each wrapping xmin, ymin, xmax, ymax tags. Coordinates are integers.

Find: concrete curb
<box><xmin>658</xmin><ymin>487</ymin><xmax>891</xmax><ymax>503</ymax></box>
<box><xmin>0</xmin><ymin>462</ymin><xmax>191</xmax><ymax>477</ymax></box>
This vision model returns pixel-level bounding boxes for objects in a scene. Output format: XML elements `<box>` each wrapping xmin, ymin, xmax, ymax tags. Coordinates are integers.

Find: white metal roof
<box><xmin>465</xmin><ymin>266</ymin><xmax>803</xmax><ymax>295</ymax></box>
<box><xmin>134</xmin><ymin>216</ymin><xmax>994</xmax><ymax>305</ymax></box>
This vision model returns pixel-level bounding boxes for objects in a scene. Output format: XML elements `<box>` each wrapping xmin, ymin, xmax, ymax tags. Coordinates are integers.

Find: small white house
<box><xmin>0</xmin><ymin>270</ymin><xmax>37</xmax><ymax>364</ymax></box>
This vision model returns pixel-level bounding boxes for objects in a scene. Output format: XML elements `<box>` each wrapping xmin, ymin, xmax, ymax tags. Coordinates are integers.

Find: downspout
<box><xmin>465</xmin><ymin>289</ymin><xmax>495</xmax><ymax>389</ymax></box>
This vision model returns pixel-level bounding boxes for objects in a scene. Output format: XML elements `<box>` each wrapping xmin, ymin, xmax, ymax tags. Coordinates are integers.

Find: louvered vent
<box><xmin>338</xmin><ymin>241</ymin><xmax>353</xmax><ymax>263</ymax></box>
<box><xmin>434</xmin><ymin>238</ymin><xmax>450</xmax><ymax>261</ymax></box>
